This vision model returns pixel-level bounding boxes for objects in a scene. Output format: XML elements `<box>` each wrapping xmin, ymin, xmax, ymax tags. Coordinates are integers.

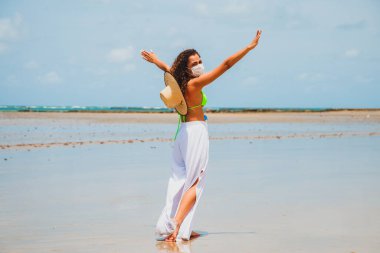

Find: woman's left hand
<box><xmin>247</xmin><ymin>30</ymin><xmax>262</xmax><ymax>50</ymax></box>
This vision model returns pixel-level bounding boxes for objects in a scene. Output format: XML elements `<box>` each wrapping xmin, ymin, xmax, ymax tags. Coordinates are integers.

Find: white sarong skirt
<box><xmin>155</xmin><ymin>120</ymin><xmax>209</xmax><ymax>241</ymax></box>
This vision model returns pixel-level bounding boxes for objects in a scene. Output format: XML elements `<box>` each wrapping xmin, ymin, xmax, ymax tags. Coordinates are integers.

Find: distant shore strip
<box><xmin>1</xmin><ymin>105</ymin><xmax>379</xmax><ymax>113</ymax></box>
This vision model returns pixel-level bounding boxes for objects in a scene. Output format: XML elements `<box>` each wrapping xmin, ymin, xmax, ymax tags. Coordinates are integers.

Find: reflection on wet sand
<box><xmin>156</xmin><ymin>241</ymin><xmax>192</xmax><ymax>253</ymax></box>
<box><xmin>206</xmin><ymin>231</ymin><xmax>256</xmax><ymax>235</ymax></box>
<box><xmin>154</xmin><ymin>230</ymin><xmax>256</xmax><ymax>252</ymax></box>
<box><xmin>155</xmin><ymin>231</ymin><xmax>208</xmax><ymax>253</ymax></box>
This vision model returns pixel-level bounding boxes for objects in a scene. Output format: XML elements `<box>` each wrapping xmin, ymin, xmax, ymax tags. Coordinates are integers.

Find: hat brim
<box><xmin>164</xmin><ymin>72</ymin><xmax>187</xmax><ymax>115</ymax></box>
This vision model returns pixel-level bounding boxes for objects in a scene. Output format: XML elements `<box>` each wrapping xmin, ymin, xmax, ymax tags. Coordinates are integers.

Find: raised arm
<box><xmin>189</xmin><ymin>30</ymin><xmax>262</xmax><ymax>89</ymax></box>
<box><xmin>140</xmin><ymin>50</ymin><xmax>171</xmax><ymax>72</ymax></box>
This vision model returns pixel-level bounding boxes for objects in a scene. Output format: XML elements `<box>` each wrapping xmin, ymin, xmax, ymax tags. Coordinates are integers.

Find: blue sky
<box><xmin>0</xmin><ymin>0</ymin><xmax>379</xmax><ymax>108</ymax></box>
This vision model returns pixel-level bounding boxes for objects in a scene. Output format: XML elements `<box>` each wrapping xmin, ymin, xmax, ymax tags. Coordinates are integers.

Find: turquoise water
<box><xmin>0</xmin><ymin>105</ymin><xmax>171</xmax><ymax>113</ymax></box>
<box><xmin>0</xmin><ymin>105</ymin><xmax>372</xmax><ymax>113</ymax></box>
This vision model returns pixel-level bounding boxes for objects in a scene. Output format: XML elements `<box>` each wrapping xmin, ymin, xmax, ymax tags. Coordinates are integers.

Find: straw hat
<box><xmin>160</xmin><ymin>72</ymin><xmax>187</xmax><ymax>115</ymax></box>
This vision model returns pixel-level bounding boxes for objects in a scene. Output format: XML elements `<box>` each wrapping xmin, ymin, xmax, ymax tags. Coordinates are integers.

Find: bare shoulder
<box><xmin>187</xmin><ymin>79</ymin><xmax>202</xmax><ymax>93</ymax></box>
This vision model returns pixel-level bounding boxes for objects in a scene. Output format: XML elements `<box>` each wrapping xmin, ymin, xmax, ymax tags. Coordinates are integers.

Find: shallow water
<box><xmin>1</xmin><ymin>118</ymin><xmax>379</xmax><ymax>146</ymax></box>
<box><xmin>1</xmin><ymin>133</ymin><xmax>379</xmax><ymax>252</ymax></box>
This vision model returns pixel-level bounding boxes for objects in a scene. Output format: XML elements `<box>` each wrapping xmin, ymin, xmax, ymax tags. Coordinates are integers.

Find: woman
<box><xmin>141</xmin><ymin>29</ymin><xmax>262</xmax><ymax>242</ymax></box>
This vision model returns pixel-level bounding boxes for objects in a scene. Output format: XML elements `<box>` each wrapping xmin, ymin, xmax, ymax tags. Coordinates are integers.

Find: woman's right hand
<box><xmin>140</xmin><ymin>49</ymin><xmax>158</xmax><ymax>64</ymax></box>
<box><xmin>247</xmin><ymin>30</ymin><xmax>262</xmax><ymax>50</ymax></box>
<box><xmin>141</xmin><ymin>49</ymin><xmax>171</xmax><ymax>72</ymax></box>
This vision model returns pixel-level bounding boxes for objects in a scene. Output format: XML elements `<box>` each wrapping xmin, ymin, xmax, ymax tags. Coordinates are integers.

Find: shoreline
<box><xmin>1</xmin><ymin>108</ymin><xmax>380</xmax><ymax>113</ymax></box>
<box><xmin>1</xmin><ymin>110</ymin><xmax>380</xmax><ymax>124</ymax></box>
<box><xmin>1</xmin><ymin>110</ymin><xmax>379</xmax><ymax>150</ymax></box>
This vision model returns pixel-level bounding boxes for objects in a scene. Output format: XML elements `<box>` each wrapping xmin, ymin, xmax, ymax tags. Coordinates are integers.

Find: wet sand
<box><xmin>2</xmin><ymin>110</ymin><xmax>380</xmax><ymax>124</ymax></box>
<box><xmin>1</xmin><ymin>111</ymin><xmax>380</xmax><ymax>150</ymax></box>
<box><xmin>1</xmin><ymin>111</ymin><xmax>380</xmax><ymax>252</ymax></box>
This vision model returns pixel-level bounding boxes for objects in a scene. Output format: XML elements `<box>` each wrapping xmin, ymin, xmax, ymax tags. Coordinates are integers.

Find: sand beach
<box><xmin>1</xmin><ymin>110</ymin><xmax>380</xmax><ymax>252</ymax></box>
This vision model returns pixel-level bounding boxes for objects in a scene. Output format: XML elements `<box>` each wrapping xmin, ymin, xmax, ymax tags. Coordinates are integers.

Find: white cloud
<box><xmin>166</xmin><ymin>26</ymin><xmax>178</xmax><ymax>36</ymax></box>
<box><xmin>169</xmin><ymin>38</ymin><xmax>187</xmax><ymax>49</ymax></box>
<box><xmin>38</xmin><ymin>71</ymin><xmax>62</xmax><ymax>84</ymax></box>
<box><xmin>87</xmin><ymin>0</ymin><xmax>112</xmax><ymax>4</ymax></box>
<box><xmin>222</xmin><ymin>1</ymin><xmax>251</xmax><ymax>15</ymax></box>
<box><xmin>0</xmin><ymin>42</ymin><xmax>7</xmax><ymax>54</ymax></box>
<box><xmin>297</xmin><ymin>73</ymin><xmax>309</xmax><ymax>80</ymax></box>
<box><xmin>354</xmin><ymin>75</ymin><xmax>372</xmax><ymax>83</ymax></box>
<box><xmin>194</xmin><ymin>1</ymin><xmax>255</xmax><ymax>17</ymax></box>
<box><xmin>195</xmin><ymin>3</ymin><xmax>209</xmax><ymax>15</ymax></box>
<box><xmin>84</xmin><ymin>67</ymin><xmax>109</xmax><ymax>76</ymax></box>
<box><xmin>297</xmin><ymin>72</ymin><xmax>330</xmax><ymax>93</ymax></box>
<box><xmin>107</xmin><ymin>46</ymin><xmax>134</xmax><ymax>63</ymax></box>
<box><xmin>344</xmin><ymin>48</ymin><xmax>360</xmax><ymax>58</ymax></box>
<box><xmin>296</xmin><ymin>72</ymin><xmax>325</xmax><ymax>82</ymax></box>
<box><xmin>123</xmin><ymin>63</ymin><xmax>136</xmax><ymax>72</ymax></box>
<box><xmin>7</xmin><ymin>74</ymin><xmax>17</xmax><ymax>83</ymax></box>
<box><xmin>243</xmin><ymin>76</ymin><xmax>258</xmax><ymax>85</ymax></box>
<box><xmin>0</xmin><ymin>13</ymin><xmax>22</xmax><ymax>40</ymax></box>
<box><xmin>336</xmin><ymin>20</ymin><xmax>366</xmax><ymax>30</ymax></box>
<box><xmin>0</xmin><ymin>13</ymin><xmax>23</xmax><ymax>54</ymax></box>
<box><xmin>24</xmin><ymin>60</ymin><xmax>39</xmax><ymax>69</ymax></box>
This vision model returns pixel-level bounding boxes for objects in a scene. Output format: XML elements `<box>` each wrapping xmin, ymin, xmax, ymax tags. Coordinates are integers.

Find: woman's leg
<box><xmin>175</xmin><ymin>177</ymin><xmax>199</xmax><ymax>225</ymax></box>
<box><xmin>165</xmin><ymin>178</ymin><xmax>199</xmax><ymax>242</ymax></box>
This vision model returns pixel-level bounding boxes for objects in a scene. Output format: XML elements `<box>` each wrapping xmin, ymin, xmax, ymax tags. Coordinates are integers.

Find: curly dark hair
<box><xmin>170</xmin><ymin>49</ymin><xmax>200</xmax><ymax>96</ymax></box>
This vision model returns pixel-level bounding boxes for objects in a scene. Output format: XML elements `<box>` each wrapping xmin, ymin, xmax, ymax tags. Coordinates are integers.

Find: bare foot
<box><xmin>164</xmin><ymin>234</ymin><xmax>176</xmax><ymax>242</ymax></box>
<box><xmin>190</xmin><ymin>231</ymin><xmax>201</xmax><ymax>239</ymax></box>
<box><xmin>164</xmin><ymin>219</ymin><xmax>181</xmax><ymax>242</ymax></box>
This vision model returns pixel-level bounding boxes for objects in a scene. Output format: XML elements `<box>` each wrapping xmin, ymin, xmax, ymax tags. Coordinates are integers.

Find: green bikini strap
<box><xmin>188</xmin><ymin>104</ymin><xmax>202</xmax><ymax>110</ymax></box>
<box><xmin>187</xmin><ymin>91</ymin><xmax>206</xmax><ymax>110</ymax></box>
<box><xmin>174</xmin><ymin>113</ymin><xmax>186</xmax><ymax>140</ymax></box>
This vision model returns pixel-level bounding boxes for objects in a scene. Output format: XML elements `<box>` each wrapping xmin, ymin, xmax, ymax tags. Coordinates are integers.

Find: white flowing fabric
<box><xmin>155</xmin><ymin>121</ymin><xmax>209</xmax><ymax>241</ymax></box>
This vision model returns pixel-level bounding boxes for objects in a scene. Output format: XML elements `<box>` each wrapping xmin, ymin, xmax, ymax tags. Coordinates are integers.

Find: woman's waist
<box><xmin>180</xmin><ymin>119</ymin><xmax>208</xmax><ymax>129</ymax></box>
<box><xmin>181</xmin><ymin>113</ymin><xmax>208</xmax><ymax>123</ymax></box>
<box><xmin>181</xmin><ymin>120</ymin><xmax>207</xmax><ymax>125</ymax></box>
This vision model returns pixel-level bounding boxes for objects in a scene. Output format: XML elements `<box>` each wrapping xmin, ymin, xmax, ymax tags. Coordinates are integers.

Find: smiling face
<box><xmin>187</xmin><ymin>54</ymin><xmax>202</xmax><ymax>69</ymax></box>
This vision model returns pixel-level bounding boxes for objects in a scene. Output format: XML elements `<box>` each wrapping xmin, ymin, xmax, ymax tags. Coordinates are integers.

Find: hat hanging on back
<box><xmin>160</xmin><ymin>72</ymin><xmax>187</xmax><ymax>115</ymax></box>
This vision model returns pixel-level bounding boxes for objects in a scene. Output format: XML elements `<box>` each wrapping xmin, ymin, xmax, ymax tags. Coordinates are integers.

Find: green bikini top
<box><xmin>174</xmin><ymin>91</ymin><xmax>208</xmax><ymax>140</ymax></box>
<box><xmin>188</xmin><ymin>90</ymin><xmax>207</xmax><ymax>110</ymax></box>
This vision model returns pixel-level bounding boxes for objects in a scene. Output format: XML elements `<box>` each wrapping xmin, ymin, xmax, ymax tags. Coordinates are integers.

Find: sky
<box><xmin>0</xmin><ymin>0</ymin><xmax>379</xmax><ymax>108</ymax></box>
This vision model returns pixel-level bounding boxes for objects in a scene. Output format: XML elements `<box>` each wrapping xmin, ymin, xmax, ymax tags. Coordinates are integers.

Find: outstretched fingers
<box><xmin>140</xmin><ymin>51</ymin><xmax>151</xmax><ymax>61</ymax></box>
<box><xmin>141</xmin><ymin>55</ymin><xmax>151</xmax><ymax>62</ymax></box>
<box><xmin>256</xmin><ymin>29</ymin><xmax>262</xmax><ymax>40</ymax></box>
